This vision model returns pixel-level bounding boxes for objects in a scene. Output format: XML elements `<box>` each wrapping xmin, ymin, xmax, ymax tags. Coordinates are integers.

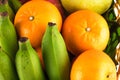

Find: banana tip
<box><xmin>48</xmin><ymin>22</ymin><xmax>56</xmax><ymax>27</ymax></box>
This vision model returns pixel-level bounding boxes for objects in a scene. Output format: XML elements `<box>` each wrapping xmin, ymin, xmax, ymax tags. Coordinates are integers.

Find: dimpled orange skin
<box><xmin>62</xmin><ymin>10</ymin><xmax>110</xmax><ymax>55</ymax></box>
<box><xmin>70</xmin><ymin>49</ymin><xmax>116</xmax><ymax>80</ymax></box>
<box><xmin>14</xmin><ymin>0</ymin><xmax>62</xmax><ymax>48</ymax></box>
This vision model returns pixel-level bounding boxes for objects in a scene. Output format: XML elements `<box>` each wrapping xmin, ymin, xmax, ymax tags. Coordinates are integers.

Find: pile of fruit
<box><xmin>0</xmin><ymin>0</ymin><xmax>120</xmax><ymax>80</ymax></box>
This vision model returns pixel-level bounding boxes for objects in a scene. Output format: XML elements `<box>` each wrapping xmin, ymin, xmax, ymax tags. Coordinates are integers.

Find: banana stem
<box><xmin>19</xmin><ymin>37</ymin><xmax>28</xmax><ymax>43</ymax></box>
<box><xmin>18</xmin><ymin>37</ymin><xmax>31</xmax><ymax>51</ymax></box>
<box><xmin>48</xmin><ymin>22</ymin><xmax>56</xmax><ymax>27</ymax></box>
<box><xmin>0</xmin><ymin>0</ymin><xmax>6</xmax><ymax>4</ymax></box>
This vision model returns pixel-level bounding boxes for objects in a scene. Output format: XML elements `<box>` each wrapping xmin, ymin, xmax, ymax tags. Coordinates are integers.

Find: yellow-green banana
<box><xmin>0</xmin><ymin>11</ymin><xmax>18</xmax><ymax>62</ymax></box>
<box><xmin>103</xmin><ymin>3</ymin><xmax>120</xmax><ymax>63</ymax></box>
<box><xmin>41</xmin><ymin>22</ymin><xmax>70</xmax><ymax>80</ymax></box>
<box><xmin>0</xmin><ymin>47</ymin><xmax>19</xmax><ymax>80</ymax></box>
<box><xmin>0</xmin><ymin>0</ymin><xmax>15</xmax><ymax>22</ymax></box>
<box><xmin>15</xmin><ymin>37</ymin><xmax>46</xmax><ymax>80</ymax></box>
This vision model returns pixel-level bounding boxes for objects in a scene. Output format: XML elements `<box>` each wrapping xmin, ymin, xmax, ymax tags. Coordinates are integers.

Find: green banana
<box><xmin>41</xmin><ymin>22</ymin><xmax>70</xmax><ymax>80</ymax></box>
<box><xmin>103</xmin><ymin>2</ymin><xmax>120</xmax><ymax>64</ymax></box>
<box><xmin>0</xmin><ymin>47</ymin><xmax>19</xmax><ymax>80</ymax></box>
<box><xmin>0</xmin><ymin>0</ymin><xmax>15</xmax><ymax>22</ymax></box>
<box><xmin>104</xmin><ymin>22</ymin><xmax>120</xmax><ymax>64</ymax></box>
<box><xmin>103</xmin><ymin>7</ymin><xmax>116</xmax><ymax>24</ymax></box>
<box><xmin>15</xmin><ymin>37</ymin><xmax>46</xmax><ymax>80</ymax></box>
<box><xmin>8</xmin><ymin>0</ymin><xmax>22</xmax><ymax>13</ymax></box>
<box><xmin>0</xmin><ymin>11</ymin><xmax>18</xmax><ymax>62</ymax></box>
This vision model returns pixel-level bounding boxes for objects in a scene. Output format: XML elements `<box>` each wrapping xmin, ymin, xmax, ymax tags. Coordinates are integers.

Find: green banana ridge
<box><xmin>0</xmin><ymin>11</ymin><xmax>18</xmax><ymax>62</ymax></box>
<box><xmin>8</xmin><ymin>0</ymin><xmax>22</xmax><ymax>13</ymax></box>
<box><xmin>15</xmin><ymin>37</ymin><xmax>46</xmax><ymax>80</ymax></box>
<box><xmin>0</xmin><ymin>47</ymin><xmax>19</xmax><ymax>80</ymax></box>
<box><xmin>42</xmin><ymin>22</ymin><xmax>71</xmax><ymax>80</ymax></box>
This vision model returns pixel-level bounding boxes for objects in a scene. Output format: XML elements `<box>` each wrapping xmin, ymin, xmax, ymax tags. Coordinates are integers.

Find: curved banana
<box><xmin>0</xmin><ymin>11</ymin><xmax>18</xmax><ymax>61</ymax></box>
<box><xmin>0</xmin><ymin>47</ymin><xmax>19</xmax><ymax>80</ymax></box>
<box><xmin>15</xmin><ymin>37</ymin><xmax>46</xmax><ymax>80</ymax></box>
<box><xmin>41</xmin><ymin>22</ymin><xmax>70</xmax><ymax>80</ymax></box>
<box><xmin>8</xmin><ymin>0</ymin><xmax>22</xmax><ymax>13</ymax></box>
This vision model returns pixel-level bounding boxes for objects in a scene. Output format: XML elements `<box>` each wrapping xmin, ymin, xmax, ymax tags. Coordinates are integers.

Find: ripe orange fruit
<box><xmin>62</xmin><ymin>10</ymin><xmax>110</xmax><ymax>55</ymax></box>
<box><xmin>70</xmin><ymin>49</ymin><xmax>116</xmax><ymax>80</ymax></box>
<box><xmin>32</xmin><ymin>0</ymin><xmax>42</xmax><ymax>1</ymax></box>
<box><xmin>35</xmin><ymin>47</ymin><xmax>44</xmax><ymax>69</ymax></box>
<box><xmin>14</xmin><ymin>0</ymin><xmax>62</xmax><ymax>48</ymax></box>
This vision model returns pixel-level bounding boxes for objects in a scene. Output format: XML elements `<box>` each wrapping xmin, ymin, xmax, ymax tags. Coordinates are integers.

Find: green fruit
<box><xmin>104</xmin><ymin>22</ymin><xmax>120</xmax><ymax>64</ymax></box>
<box><xmin>8</xmin><ymin>0</ymin><xmax>22</xmax><ymax>13</ymax></box>
<box><xmin>42</xmin><ymin>22</ymin><xmax>70</xmax><ymax>80</ymax></box>
<box><xmin>0</xmin><ymin>11</ymin><xmax>18</xmax><ymax>61</ymax></box>
<box><xmin>15</xmin><ymin>37</ymin><xmax>45</xmax><ymax>80</ymax></box>
<box><xmin>0</xmin><ymin>47</ymin><xmax>19</xmax><ymax>80</ymax></box>
<box><xmin>60</xmin><ymin>0</ymin><xmax>112</xmax><ymax>14</ymax></box>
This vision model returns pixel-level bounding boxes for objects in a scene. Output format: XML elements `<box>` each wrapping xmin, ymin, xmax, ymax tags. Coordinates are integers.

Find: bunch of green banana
<box><xmin>0</xmin><ymin>11</ymin><xmax>18</xmax><ymax>62</ymax></box>
<box><xmin>15</xmin><ymin>37</ymin><xmax>46</xmax><ymax>80</ymax></box>
<box><xmin>104</xmin><ymin>0</ymin><xmax>120</xmax><ymax>63</ymax></box>
<box><xmin>8</xmin><ymin>0</ymin><xmax>22</xmax><ymax>13</ymax></box>
<box><xmin>41</xmin><ymin>22</ymin><xmax>70</xmax><ymax>80</ymax></box>
<box><xmin>0</xmin><ymin>47</ymin><xmax>19</xmax><ymax>80</ymax></box>
<box><xmin>0</xmin><ymin>0</ymin><xmax>15</xmax><ymax>22</ymax></box>
<box><xmin>104</xmin><ymin>22</ymin><xmax>120</xmax><ymax>63</ymax></box>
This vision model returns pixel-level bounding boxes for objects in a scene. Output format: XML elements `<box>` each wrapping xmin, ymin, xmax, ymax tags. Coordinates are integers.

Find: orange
<box><xmin>35</xmin><ymin>47</ymin><xmax>44</xmax><ymax>70</ymax></box>
<box><xmin>32</xmin><ymin>0</ymin><xmax>42</xmax><ymax>1</ymax></box>
<box><xmin>70</xmin><ymin>49</ymin><xmax>116</xmax><ymax>80</ymax></box>
<box><xmin>62</xmin><ymin>10</ymin><xmax>110</xmax><ymax>55</ymax></box>
<box><xmin>14</xmin><ymin>0</ymin><xmax>62</xmax><ymax>48</ymax></box>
